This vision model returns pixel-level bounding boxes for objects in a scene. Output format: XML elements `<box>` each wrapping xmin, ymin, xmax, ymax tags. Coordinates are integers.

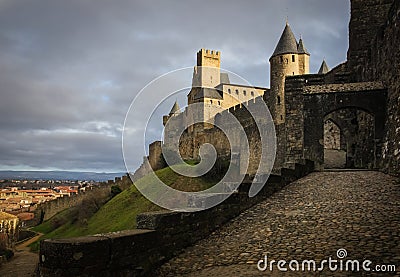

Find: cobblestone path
<box><xmin>157</xmin><ymin>171</ymin><xmax>400</xmax><ymax>276</ymax></box>
<box><xmin>0</xmin><ymin>233</ymin><xmax>40</xmax><ymax>276</ymax></box>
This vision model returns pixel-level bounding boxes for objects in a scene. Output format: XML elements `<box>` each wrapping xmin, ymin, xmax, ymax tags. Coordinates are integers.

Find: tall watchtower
<box><xmin>187</xmin><ymin>49</ymin><xmax>223</xmax><ymax>131</ymax></box>
<box><xmin>269</xmin><ymin>23</ymin><xmax>310</xmax><ymax>124</ymax></box>
<box><xmin>194</xmin><ymin>48</ymin><xmax>221</xmax><ymax>88</ymax></box>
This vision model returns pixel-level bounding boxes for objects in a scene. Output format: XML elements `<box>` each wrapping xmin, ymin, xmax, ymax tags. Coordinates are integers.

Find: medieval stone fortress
<box><xmin>7</xmin><ymin>0</ymin><xmax>399</xmax><ymax>276</ymax></box>
<box><xmin>139</xmin><ymin>0</ymin><xmax>399</xmax><ymax>179</ymax></box>
<box><xmin>152</xmin><ymin>24</ymin><xmax>313</xmax><ymax>178</ymax></box>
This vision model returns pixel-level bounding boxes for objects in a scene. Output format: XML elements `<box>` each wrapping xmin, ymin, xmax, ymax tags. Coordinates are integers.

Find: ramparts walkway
<box><xmin>0</xmin><ymin>232</ymin><xmax>41</xmax><ymax>276</ymax></box>
<box><xmin>158</xmin><ymin>171</ymin><xmax>400</xmax><ymax>276</ymax></box>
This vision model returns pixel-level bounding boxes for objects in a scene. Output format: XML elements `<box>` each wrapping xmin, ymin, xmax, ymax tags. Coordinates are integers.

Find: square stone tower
<box><xmin>190</xmin><ymin>49</ymin><xmax>221</xmax><ymax>92</ymax></box>
<box><xmin>187</xmin><ymin>49</ymin><xmax>224</xmax><ymax>130</ymax></box>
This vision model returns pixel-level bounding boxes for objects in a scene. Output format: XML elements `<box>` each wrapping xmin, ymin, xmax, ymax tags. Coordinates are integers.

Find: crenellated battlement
<box><xmin>197</xmin><ymin>48</ymin><xmax>221</xmax><ymax>67</ymax></box>
<box><xmin>198</xmin><ymin>48</ymin><xmax>220</xmax><ymax>56</ymax></box>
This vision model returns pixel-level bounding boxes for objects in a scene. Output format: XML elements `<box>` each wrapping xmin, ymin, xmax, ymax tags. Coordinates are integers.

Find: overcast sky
<box><xmin>0</xmin><ymin>0</ymin><xmax>350</xmax><ymax>172</ymax></box>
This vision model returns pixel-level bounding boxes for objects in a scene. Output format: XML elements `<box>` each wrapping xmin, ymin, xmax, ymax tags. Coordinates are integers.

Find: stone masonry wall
<box><xmin>284</xmin><ymin>73</ymin><xmax>387</xmax><ymax>170</ymax></box>
<box><xmin>361</xmin><ymin>0</ymin><xmax>400</xmax><ymax>175</ymax></box>
<box><xmin>344</xmin><ymin>0</ymin><xmax>400</xmax><ymax>174</ymax></box>
<box><xmin>325</xmin><ymin>109</ymin><xmax>376</xmax><ymax>168</ymax></box>
<box><xmin>347</xmin><ymin>0</ymin><xmax>393</xmax><ymax>80</ymax></box>
<box><xmin>176</xmin><ymin>96</ymin><xmax>278</xmax><ymax>176</ymax></box>
<box><xmin>324</xmin><ymin>120</ymin><xmax>341</xmax><ymax>150</ymax></box>
<box><xmin>148</xmin><ymin>141</ymin><xmax>165</xmax><ymax>171</ymax></box>
<box><xmin>34</xmin><ymin>176</ymin><xmax>131</xmax><ymax>222</ymax></box>
<box><xmin>283</xmin><ymin>77</ymin><xmax>306</xmax><ymax>167</ymax></box>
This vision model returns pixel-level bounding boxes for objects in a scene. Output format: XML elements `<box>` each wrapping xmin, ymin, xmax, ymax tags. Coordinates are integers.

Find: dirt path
<box><xmin>0</xmin><ymin>232</ymin><xmax>42</xmax><ymax>277</ymax></box>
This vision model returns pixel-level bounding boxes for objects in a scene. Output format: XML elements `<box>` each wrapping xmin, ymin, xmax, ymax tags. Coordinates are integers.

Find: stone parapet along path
<box><xmin>157</xmin><ymin>171</ymin><xmax>400</xmax><ymax>276</ymax></box>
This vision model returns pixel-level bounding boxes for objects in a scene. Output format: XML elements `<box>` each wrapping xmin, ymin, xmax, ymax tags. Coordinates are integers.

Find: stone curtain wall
<box><xmin>148</xmin><ymin>141</ymin><xmax>164</xmax><ymax>171</ymax></box>
<box><xmin>347</xmin><ymin>0</ymin><xmax>393</xmax><ymax>80</ymax></box>
<box><xmin>169</xmin><ymin>96</ymin><xmax>276</xmax><ymax>176</ymax></box>
<box><xmin>346</xmin><ymin>0</ymin><xmax>399</xmax><ymax>174</ymax></box>
<box><xmin>36</xmin><ymin>186</ymin><xmax>111</xmax><ymax>222</ymax></box>
<box><xmin>362</xmin><ymin>0</ymin><xmax>400</xmax><ymax>175</ymax></box>
<box><xmin>33</xmin><ymin>176</ymin><xmax>131</xmax><ymax>223</ymax></box>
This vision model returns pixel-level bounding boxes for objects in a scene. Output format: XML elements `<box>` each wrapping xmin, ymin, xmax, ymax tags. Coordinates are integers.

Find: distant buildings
<box><xmin>0</xmin><ymin>179</ymin><xmax>100</xmax><ymax>226</ymax></box>
<box><xmin>0</xmin><ymin>211</ymin><xmax>19</xmax><ymax>250</ymax></box>
<box><xmin>0</xmin><ymin>187</ymin><xmax>65</xmax><ymax>212</ymax></box>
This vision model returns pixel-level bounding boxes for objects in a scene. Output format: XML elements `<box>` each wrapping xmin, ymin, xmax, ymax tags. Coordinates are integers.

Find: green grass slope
<box><xmin>30</xmin><ymin>163</ymin><xmax>218</xmax><ymax>251</ymax></box>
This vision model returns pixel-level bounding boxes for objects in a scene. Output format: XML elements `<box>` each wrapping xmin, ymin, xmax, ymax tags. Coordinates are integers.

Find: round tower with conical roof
<box><xmin>269</xmin><ymin>23</ymin><xmax>310</xmax><ymax>124</ymax></box>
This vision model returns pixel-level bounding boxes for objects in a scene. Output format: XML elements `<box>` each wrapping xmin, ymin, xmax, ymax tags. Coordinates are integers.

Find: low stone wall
<box><xmin>17</xmin><ymin>230</ymin><xmax>37</xmax><ymax>243</ymax></box>
<box><xmin>38</xmin><ymin>161</ymin><xmax>314</xmax><ymax>276</ymax></box>
<box><xmin>33</xmin><ymin>176</ymin><xmax>131</xmax><ymax>224</ymax></box>
<box><xmin>37</xmin><ymin>185</ymin><xmax>111</xmax><ymax>222</ymax></box>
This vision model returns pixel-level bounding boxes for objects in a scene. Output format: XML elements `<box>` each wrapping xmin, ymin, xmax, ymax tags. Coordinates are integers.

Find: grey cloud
<box><xmin>0</xmin><ymin>0</ymin><xmax>350</xmax><ymax>172</ymax></box>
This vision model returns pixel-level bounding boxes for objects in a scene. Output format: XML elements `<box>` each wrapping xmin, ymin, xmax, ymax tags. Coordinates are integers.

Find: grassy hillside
<box><xmin>30</xmin><ymin>163</ymin><xmax>218</xmax><ymax>251</ymax></box>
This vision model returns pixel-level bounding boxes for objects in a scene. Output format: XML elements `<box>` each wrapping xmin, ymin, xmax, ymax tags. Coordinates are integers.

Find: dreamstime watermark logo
<box><xmin>257</xmin><ymin>248</ymin><xmax>397</xmax><ymax>273</ymax></box>
<box><xmin>122</xmin><ymin>67</ymin><xmax>276</xmax><ymax>212</ymax></box>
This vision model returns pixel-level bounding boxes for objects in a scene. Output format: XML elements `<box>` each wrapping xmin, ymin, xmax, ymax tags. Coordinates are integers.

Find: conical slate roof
<box><xmin>271</xmin><ymin>23</ymin><xmax>298</xmax><ymax>58</ymax></box>
<box><xmin>297</xmin><ymin>38</ymin><xmax>309</xmax><ymax>55</ymax></box>
<box><xmin>169</xmin><ymin>101</ymin><xmax>180</xmax><ymax>115</ymax></box>
<box><xmin>318</xmin><ymin>60</ymin><xmax>330</xmax><ymax>74</ymax></box>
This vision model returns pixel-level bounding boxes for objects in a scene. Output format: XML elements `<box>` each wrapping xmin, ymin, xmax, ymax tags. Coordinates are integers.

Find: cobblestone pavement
<box><xmin>157</xmin><ymin>171</ymin><xmax>400</xmax><ymax>276</ymax></box>
<box><xmin>0</xmin><ymin>233</ymin><xmax>40</xmax><ymax>276</ymax></box>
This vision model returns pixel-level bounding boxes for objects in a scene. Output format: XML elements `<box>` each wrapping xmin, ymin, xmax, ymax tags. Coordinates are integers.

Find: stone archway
<box><xmin>283</xmin><ymin>79</ymin><xmax>387</xmax><ymax>170</ymax></box>
<box><xmin>300</xmin><ymin>87</ymin><xmax>386</xmax><ymax>169</ymax></box>
<box><xmin>323</xmin><ymin>119</ymin><xmax>346</xmax><ymax>168</ymax></box>
<box><xmin>323</xmin><ymin>108</ymin><xmax>375</xmax><ymax>169</ymax></box>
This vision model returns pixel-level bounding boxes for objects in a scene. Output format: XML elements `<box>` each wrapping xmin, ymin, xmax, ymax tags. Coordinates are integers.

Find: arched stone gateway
<box><xmin>324</xmin><ymin>109</ymin><xmax>375</xmax><ymax>169</ymax></box>
<box><xmin>283</xmin><ymin>77</ymin><xmax>387</xmax><ymax>170</ymax></box>
<box><xmin>323</xmin><ymin>119</ymin><xmax>345</xmax><ymax>169</ymax></box>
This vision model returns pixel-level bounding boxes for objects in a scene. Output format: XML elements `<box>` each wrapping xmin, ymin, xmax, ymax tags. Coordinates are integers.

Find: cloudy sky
<box><xmin>0</xmin><ymin>0</ymin><xmax>350</xmax><ymax>172</ymax></box>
